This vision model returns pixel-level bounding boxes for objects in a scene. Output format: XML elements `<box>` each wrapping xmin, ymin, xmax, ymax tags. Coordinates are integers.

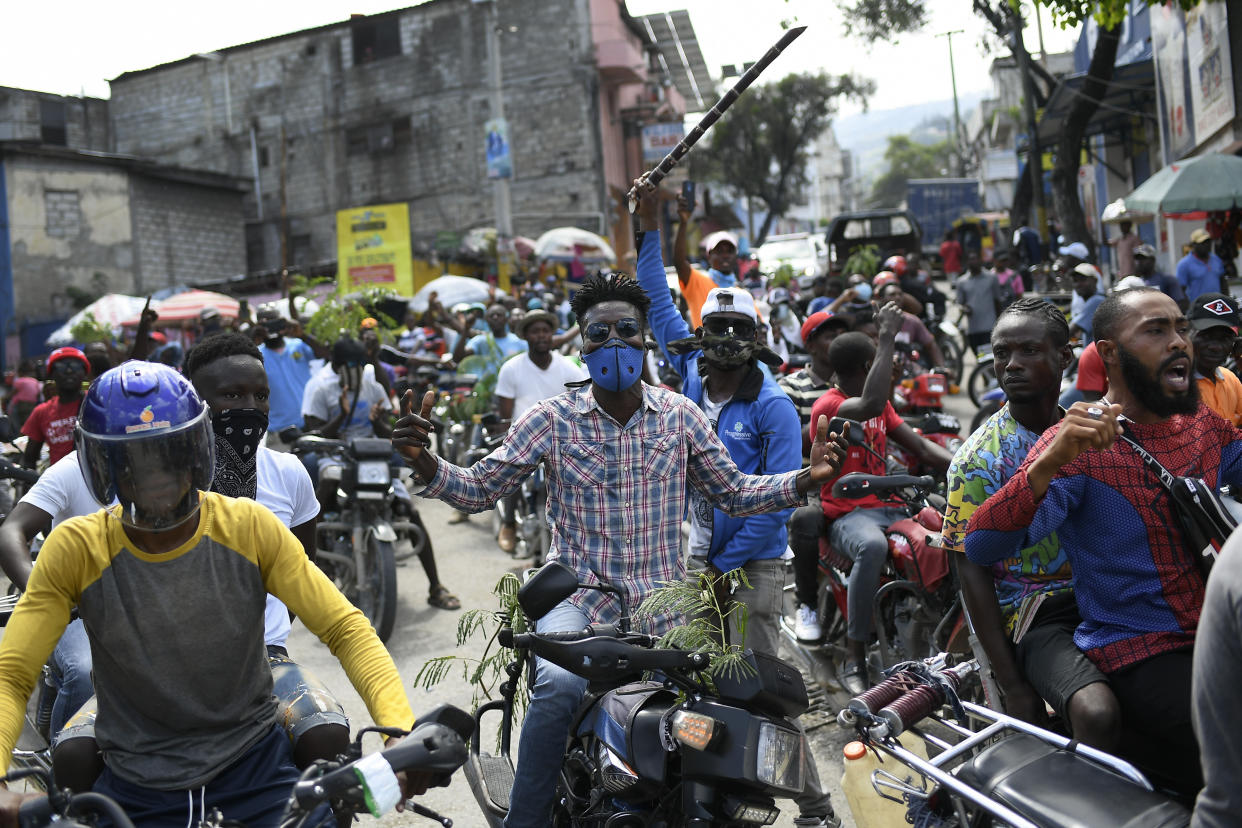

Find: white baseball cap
<box><xmin>702</xmin><ymin>230</ymin><xmax>739</xmax><ymax>253</ymax></box>
<box><xmin>700</xmin><ymin>287</ymin><xmax>757</xmax><ymax>323</ymax></box>
<box><xmin>1059</xmin><ymin>241</ymin><xmax>1090</xmax><ymax>260</ymax></box>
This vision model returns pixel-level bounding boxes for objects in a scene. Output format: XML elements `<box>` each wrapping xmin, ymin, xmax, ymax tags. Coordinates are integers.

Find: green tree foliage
<box><xmin>694</xmin><ymin>71</ymin><xmax>873</xmax><ymax>246</ymax></box>
<box><xmin>834</xmin><ymin>0</ymin><xmax>1208</xmax><ymax>36</ymax></box>
<box><xmin>868</xmin><ymin>135</ymin><xmax>953</xmax><ymax>207</ymax></box>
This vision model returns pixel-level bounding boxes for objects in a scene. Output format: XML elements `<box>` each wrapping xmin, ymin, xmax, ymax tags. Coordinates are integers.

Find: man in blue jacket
<box><xmin>635</xmin><ymin>188</ymin><xmax>836</xmax><ymax>827</ymax></box>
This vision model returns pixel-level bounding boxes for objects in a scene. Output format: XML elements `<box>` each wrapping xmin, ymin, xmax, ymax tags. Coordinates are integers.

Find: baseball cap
<box><xmin>1058</xmin><ymin>241</ymin><xmax>1090</xmax><ymax>260</ymax></box>
<box><xmin>800</xmin><ymin>311</ymin><xmax>849</xmax><ymax>345</ymax></box>
<box><xmin>47</xmin><ymin>346</ymin><xmax>90</xmax><ymax>373</ymax></box>
<box><xmin>1113</xmin><ymin>275</ymin><xmax>1147</xmax><ymax>292</ymax></box>
<box><xmin>1190</xmin><ymin>228</ymin><xmax>1213</xmax><ymax>244</ymax></box>
<box><xmin>359</xmin><ymin>317</ymin><xmax>379</xmax><ymax>329</ymax></box>
<box><xmin>702</xmin><ymin>230</ymin><xmax>739</xmax><ymax>254</ymax></box>
<box><xmin>200</xmin><ymin>307</ymin><xmax>221</xmax><ymax>321</ymax></box>
<box><xmin>1072</xmin><ymin>262</ymin><xmax>1102</xmax><ymax>281</ymax></box>
<box><xmin>148</xmin><ymin>331</ymin><xmax>169</xmax><ymax>345</ymax></box>
<box><xmin>1188</xmin><ymin>293</ymin><xmax>1241</xmax><ymax>332</ymax></box>
<box><xmin>700</xmin><ymin>287</ymin><xmax>757</xmax><ymax>323</ymax></box>
<box><xmin>1134</xmin><ymin>243</ymin><xmax>1157</xmax><ymax>259</ymax></box>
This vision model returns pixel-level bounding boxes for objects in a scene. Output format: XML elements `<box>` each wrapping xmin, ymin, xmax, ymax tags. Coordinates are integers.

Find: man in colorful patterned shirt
<box><xmin>394</xmin><ymin>267</ymin><xmax>848</xmax><ymax>828</ymax></box>
<box><xmin>945</xmin><ymin>297</ymin><xmax>1120</xmax><ymax>749</ymax></box>
<box><xmin>966</xmin><ymin>288</ymin><xmax>1242</xmax><ymax>800</ymax></box>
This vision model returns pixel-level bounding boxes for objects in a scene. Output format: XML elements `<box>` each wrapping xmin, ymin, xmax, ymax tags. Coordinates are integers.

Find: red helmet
<box><xmin>883</xmin><ymin>255</ymin><xmax>908</xmax><ymax>277</ymax></box>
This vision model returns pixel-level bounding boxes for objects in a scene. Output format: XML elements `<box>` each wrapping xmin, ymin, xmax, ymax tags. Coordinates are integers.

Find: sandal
<box><xmin>428</xmin><ymin>585</ymin><xmax>461</xmax><ymax>610</ymax></box>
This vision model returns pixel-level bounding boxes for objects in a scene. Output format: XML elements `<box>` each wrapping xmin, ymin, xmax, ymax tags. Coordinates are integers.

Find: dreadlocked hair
<box><xmin>997</xmin><ymin>295</ymin><xmax>1071</xmax><ymax>348</ymax></box>
<box><xmin>184</xmin><ymin>331</ymin><xmax>263</xmax><ymax>379</ymax></box>
<box><xmin>570</xmin><ymin>271</ymin><xmax>650</xmax><ymax>325</ymax></box>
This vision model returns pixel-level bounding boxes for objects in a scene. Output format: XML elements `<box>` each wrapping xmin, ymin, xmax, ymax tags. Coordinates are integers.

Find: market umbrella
<box><xmin>1124</xmin><ymin>153</ymin><xmax>1242</xmax><ymax>215</ymax></box>
<box><xmin>122</xmin><ymin>290</ymin><xmax>240</xmax><ymax>325</ymax></box>
<box><xmin>1100</xmin><ymin>198</ymin><xmax>1155</xmax><ymax>225</ymax></box>
<box><xmin>408</xmin><ymin>275</ymin><xmax>491</xmax><ymax>313</ymax></box>
<box><xmin>533</xmin><ymin>227</ymin><xmax>616</xmax><ymax>263</ymax></box>
<box><xmin>45</xmin><ymin>293</ymin><xmax>147</xmax><ymax>347</ymax></box>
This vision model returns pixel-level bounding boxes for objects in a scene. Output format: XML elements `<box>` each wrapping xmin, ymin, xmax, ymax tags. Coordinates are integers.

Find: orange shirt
<box><xmin>680</xmin><ymin>267</ymin><xmax>717</xmax><ymax>329</ymax></box>
<box><xmin>1197</xmin><ymin>366</ymin><xmax>1242</xmax><ymax>427</ymax></box>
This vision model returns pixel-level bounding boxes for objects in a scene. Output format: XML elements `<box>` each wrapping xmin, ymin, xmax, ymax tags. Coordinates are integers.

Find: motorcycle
<box><xmin>835</xmin><ymin>655</ymin><xmax>1190</xmax><ymax>827</ymax></box>
<box><xmin>292</xmin><ymin>435</ymin><xmax>418</xmax><ymax>643</ymax></box>
<box><xmin>7</xmin><ymin>705</ymin><xmax>474</xmax><ymax>828</ymax></box>
<box><xmin>492</xmin><ymin>461</ymin><xmax>550</xmax><ymax>563</ymax></box>
<box><xmin>780</xmin><ymin>426</ymin><xmax>969</xmax><ymax>697</ymax></box>
<box><xmin>466</xmin><ymin>561</ymin><xmax>815</xmax><ymax>827</ymax></box>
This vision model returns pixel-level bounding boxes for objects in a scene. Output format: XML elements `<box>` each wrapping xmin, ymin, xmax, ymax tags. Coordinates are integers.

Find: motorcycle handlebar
<box><xmin>0</xmin><ymin>458</ymin><xmax>38</xmax><ymax>486</ymax></box>
<box><xmin>20</xmin><ymin>792</ymin><xmax>135</xmax><ymax>828</ymax></box>
<box><xmin>511</xmin><ymin>632</ymin><xmax>709</xmax><ymax>682</ymax></box>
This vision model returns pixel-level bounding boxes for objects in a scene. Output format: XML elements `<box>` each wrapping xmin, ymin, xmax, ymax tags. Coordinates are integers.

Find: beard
<box><xmin>1117</xmin><ymin>345</ymin><xmax>1199</xmax><ymax>418</ymax></box>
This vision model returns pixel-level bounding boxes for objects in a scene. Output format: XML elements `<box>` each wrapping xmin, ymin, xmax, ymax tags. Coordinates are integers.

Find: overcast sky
<box><xmin>4</xmin><ymin>0</ymin><xmax>1079</xmax><ymax>114</ymax></box>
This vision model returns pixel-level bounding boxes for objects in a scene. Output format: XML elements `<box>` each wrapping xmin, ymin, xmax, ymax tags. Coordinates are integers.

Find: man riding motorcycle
<box><xmin>0</xmin><ymin>362</ymin><xmax>421</xmax><ymax>828</ymax></box>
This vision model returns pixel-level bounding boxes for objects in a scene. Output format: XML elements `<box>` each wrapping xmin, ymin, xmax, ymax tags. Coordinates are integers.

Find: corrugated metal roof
<box><xmin>637</xmin><ymin>10</ymin><xmax>713</xmax><ymax>112</ymax></box>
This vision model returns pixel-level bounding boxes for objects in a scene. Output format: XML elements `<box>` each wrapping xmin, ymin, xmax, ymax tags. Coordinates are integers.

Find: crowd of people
<box><xmin>0</xmin><ymin>181</ymin><xmax>1240</xmax><ymax>828</ymax></box>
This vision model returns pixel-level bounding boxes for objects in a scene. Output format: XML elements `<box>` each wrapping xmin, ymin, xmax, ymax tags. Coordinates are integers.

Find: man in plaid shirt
<box><xmin>394</xmin><ymin>268</ymin><xmax>849</xmax><ymax>827</ymax></box>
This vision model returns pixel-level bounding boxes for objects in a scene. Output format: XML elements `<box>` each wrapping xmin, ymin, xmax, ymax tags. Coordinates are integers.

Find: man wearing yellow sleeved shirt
<box><xmin>0</xmin><ymin>363</ymin><xmax>418</xmax><ymax>828</ymax></box>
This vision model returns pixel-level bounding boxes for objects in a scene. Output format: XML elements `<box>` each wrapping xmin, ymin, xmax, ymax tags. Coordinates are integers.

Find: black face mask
<box><xmin>211</xmin><ymin>408</ymin><xmax>268</xmax><ymax>499</ymax></box>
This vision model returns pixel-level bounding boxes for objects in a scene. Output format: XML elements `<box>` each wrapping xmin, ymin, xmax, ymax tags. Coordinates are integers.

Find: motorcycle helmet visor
<box><xmin>77</xmin><ymin>403</ymin><xmax>215</xmax><ymax>531</ymax></box>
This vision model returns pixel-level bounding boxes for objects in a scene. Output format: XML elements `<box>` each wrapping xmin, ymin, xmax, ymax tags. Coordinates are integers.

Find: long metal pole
<box><xmin>937</xmin><ymin>30</ymin><xmax>965</xmax><ymax>176</ymax></box>
<box><xmin>1013</xmin><ymin>15</ymin><xmax>1047</xmax><ymax>248</ymax></box>
<box><xmin>627</xmin><ymin>26</ymin><xmax>806</xmax><ymax>208</ymax></box>
<box><xmin>485</xmin><ymin>0</ymin><xmax>515</xmax><ymax>292</ymax></box>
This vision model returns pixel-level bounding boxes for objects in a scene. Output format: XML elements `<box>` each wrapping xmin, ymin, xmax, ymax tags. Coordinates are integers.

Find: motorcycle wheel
<box><xmin>937</xmin><ymin>333</ymin><xmax>964</xmax><ymax>383</ymax></box>
<box><xmin>359</xmin><ymin>535</ymin><xmax>398</xmax><ymax>643</ymax></box>
<box><xmin>967</xmin><ymin>360</ymin><xmax>997</xmax><ymax>408</ymax></box>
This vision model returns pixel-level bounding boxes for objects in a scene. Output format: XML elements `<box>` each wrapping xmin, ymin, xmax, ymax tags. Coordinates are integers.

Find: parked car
<box><xmin>757</xmin><ymin>233</ymin><xmax>828</xmax><ymax>287</ymax></box>
<box><xmin>824</xmin><ymin>209</ymin><xmax>922</xmax><ymax>276</ymax></box>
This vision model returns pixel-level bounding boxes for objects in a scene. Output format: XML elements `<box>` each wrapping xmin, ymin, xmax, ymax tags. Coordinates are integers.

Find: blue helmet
<box><xmin>76</xmin><ymin>361</ymin><xmax>215</xmax><ymax>531</ymax></box>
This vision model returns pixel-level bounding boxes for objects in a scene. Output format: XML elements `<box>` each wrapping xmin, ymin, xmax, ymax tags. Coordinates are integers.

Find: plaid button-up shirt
<box><xmin>423</xmin><ymin>383</ymin><xmax>802</xmax><ymax>633</ymax></box>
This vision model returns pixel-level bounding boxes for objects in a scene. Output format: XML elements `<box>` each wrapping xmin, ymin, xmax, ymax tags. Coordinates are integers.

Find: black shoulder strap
<box><xmin>1117</xmin><ymin>430</ymin><xmax>1177</xmax><ymax>493</ymax></box>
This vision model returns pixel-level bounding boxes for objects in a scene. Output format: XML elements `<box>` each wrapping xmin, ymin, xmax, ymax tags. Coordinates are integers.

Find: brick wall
<box><xmin>0</xmin><ymin>87</ymin><xmax>110</xmax><ymax>151</ymax></box>
<box><xmin>129</xmin><ymin>176</ymin><xmax>247</xmax><ymax>293</ymax></box>
<box><xmin>109</xmin><ymin>0</ymin><xmax>606</xmax><ymax>275</ymax></box>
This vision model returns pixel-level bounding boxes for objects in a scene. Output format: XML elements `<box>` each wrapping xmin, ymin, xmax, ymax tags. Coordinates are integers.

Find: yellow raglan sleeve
<box><xmin>0</xmin><ymin>517</ymin><xmax>94</xmax><ymax>776</ymax></box>
<box><xmin>237</xmin><ymin>498</ymin><xmax>415</xmax><ymax>730</ymax></box>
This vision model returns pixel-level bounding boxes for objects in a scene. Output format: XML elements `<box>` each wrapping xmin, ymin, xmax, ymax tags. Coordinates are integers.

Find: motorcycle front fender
<box><xmin>369</xmin><ymin>523</ymin><xmax>398</xmax><ymax>543</ymax></box>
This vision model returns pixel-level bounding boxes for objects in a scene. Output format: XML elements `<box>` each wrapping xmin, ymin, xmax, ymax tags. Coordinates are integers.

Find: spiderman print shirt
<box><xmin>965</xmin><ymin>403</ymin><xmax>1242</xmax><ymax>673</ymax></box>
<box><xmin>943</xmin><ymin>405</ymin><xmax>1072</xmax><ymax>635</ymax></box>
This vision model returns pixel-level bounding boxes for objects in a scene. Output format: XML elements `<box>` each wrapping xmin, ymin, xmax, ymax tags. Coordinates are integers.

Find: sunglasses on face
<box><xmin>584</xmin><ymin>317</ymin><xmax>641</xmax><ymax>343</ymax></box>
<box><xmin>703</xmin><ymin>318</ymin><xmax>756</xmax><ymax>339</ymax></box>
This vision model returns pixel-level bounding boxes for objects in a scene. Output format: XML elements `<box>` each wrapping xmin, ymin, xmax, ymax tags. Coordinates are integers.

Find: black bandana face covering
<box><xmin>211</xmin><ymin>408</ymin><xmax>268</xmax><ymax>499</ymax></box>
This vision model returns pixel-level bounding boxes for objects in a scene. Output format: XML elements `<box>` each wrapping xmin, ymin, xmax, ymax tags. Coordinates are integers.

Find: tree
<box><xmin>868</xmin><ymin>135</ymin><xmax>953</xmax><ymax>207</ymax></box>
<box><xmin>833</xmin><ymin>0</ymin><xmax>1204</xmax><ymax>33</ymax></box>
<box><xmin>693</xmin><ymin>71</ymin><xmax>872</xmax><ymax>246</ymax></box>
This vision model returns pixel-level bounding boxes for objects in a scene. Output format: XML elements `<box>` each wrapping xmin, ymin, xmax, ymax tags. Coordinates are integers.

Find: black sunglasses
<box><xmin>703</xmin><ymin>317</ymin><xmax>756</xmax><ymax>339</ymax></box>
<box><xmin>584</xmin><ymin>317</ymin><xmax>641</xmax><ymax>343</ymax></box>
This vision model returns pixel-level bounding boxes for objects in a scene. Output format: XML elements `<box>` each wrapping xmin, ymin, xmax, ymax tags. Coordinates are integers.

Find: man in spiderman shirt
<box><xmin>965</xmin><ymin>287</ymin><xmax>1242</xmax><ymax>802</ymax></box>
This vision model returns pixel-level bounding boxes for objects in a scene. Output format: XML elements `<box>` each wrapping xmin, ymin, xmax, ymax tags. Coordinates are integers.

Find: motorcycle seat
<box><xmin>955</xmin><ymin>733</ymin><xmax>1190</xmax><ymax>828</ymax></box>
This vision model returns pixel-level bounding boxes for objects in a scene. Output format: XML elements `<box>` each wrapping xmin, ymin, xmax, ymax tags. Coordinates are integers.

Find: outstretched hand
<box><xmin>392</xmin><ymin>389</ymin><xmax>437</xmax><ymax>470</ymax></box>
<box><xmin>798</xmin><ymin>416</ymin><xmax>850</xmax><ymax>494</ymax></box>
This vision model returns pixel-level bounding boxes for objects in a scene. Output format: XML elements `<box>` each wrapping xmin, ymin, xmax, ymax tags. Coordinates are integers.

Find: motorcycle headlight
<box><xmin>754</xmin><ymin>721</ymin><xmax>804</xmax><ymax>793</ymax></box>
<box><xmin>356</xmin><ymin>460</ymin><xmax>390</xmax><ymax>485</ymax></box>
<box><xmin>596</xmin><ymin>742</ymin><xmax>640</xmax><ymax>793</ymax></box>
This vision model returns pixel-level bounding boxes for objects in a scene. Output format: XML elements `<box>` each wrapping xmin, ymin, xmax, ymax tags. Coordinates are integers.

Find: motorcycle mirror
<box><xmin>828</xmin><ymin>416</ymin><xmax>866</xmax><ymax>446</ymax></box>
<box><xmin>518</xmin><ymin>561</ymin><xmax>580</xmax><ymax>621</ymax></box>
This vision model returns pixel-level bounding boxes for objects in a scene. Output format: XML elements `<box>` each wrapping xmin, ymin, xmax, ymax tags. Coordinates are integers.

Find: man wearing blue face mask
<box><xmin>392</xmin><ymin>223</ymin><xmax>852</xmax><ymax>825</ymax></box>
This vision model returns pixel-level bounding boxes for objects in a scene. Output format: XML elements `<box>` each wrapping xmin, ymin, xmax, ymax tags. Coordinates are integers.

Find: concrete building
<box><xmin>783</xmin><ymin>126</ymin><xmax>853</xmax><ymax>232</ymax></box>
<box><xmin>0</xmin><ymin>142</ymin><xmax>249</xmax><ymax>363</ymax></box>
<box><xmin>107</xmin><ymin>0</ymin><xmax>708</xmax><ymax>279</ymax></box>
<box><xmin>0</xmin><ymin>86</ymin><xmax>110</xmax><ymax>152</ymax></box>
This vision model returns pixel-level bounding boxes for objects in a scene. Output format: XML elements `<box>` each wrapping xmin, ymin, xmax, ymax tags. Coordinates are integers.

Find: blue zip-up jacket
<box><xmin>636</xmin><ymin>230</ymin><xmax>801</xmax><ymax>573</ymax></box>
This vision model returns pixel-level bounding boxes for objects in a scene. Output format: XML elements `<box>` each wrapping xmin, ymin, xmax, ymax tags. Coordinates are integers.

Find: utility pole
<box><xmin>937</xmin><ymin>30</ymin><xmax>965</xmax><ymax>177</ymax></box>
<box><xmin>479</xmin><ymin>0</ymin><xmax>515</xmax><ymax>292</ymax></box>
<box><xmin>1011</xmin><ymin>13</ymin><xmax>1047</xmax><ymax>249</ymax></box>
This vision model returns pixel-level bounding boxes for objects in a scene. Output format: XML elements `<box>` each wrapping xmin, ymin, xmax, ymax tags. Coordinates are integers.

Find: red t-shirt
<box><xmin>1075</xmin><ymin>341</ymin><xmax>1108</xmax><ymax>394</ymax></box>
<box><xmin>21</xmin><ymin>396</ymin><xmax>82</xmax><ymax>464</ymax></box>
<box><xmin>809</xmin><ymin>388</ymin><xmax>905</xmax><ymax>519</ymax></box>
<box><xmin>940</xmin><ymin>240</ymin><xmax>963</xmax><ymax>274</ymax></box>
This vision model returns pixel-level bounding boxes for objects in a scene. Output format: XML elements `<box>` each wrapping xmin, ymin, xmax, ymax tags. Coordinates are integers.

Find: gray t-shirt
<box><xmin>1192</xmin><ymin>530</ymin><xmax>1242</xmax><ymax>826</ymax></box>
<box><xmin>955</xmin><ymin>271</ymin><xmax>1005</xmax><ymax>335</ymax></box>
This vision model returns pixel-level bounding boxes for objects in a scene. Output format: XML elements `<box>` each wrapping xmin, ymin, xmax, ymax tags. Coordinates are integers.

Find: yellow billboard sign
<box><xmin>336</xmin><ymin>203</ymin><xmax>414</xmax><ymax>295</ymax></box>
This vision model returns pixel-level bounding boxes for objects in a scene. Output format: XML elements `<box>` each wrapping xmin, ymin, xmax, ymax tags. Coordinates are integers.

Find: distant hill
<box><xmin>834</xmin><ymin>92</ymin><xmax>986</xmax><ymax>190</ymax></box>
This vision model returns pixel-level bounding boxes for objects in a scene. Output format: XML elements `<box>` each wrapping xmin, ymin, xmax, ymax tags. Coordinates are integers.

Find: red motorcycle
<box><xmin>890</xmin><ymin>349</ymin><xmax>964</xmax><ymax>472</ymax></box>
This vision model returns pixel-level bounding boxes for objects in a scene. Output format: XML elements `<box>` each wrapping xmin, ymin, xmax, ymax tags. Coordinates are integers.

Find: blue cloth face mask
<box><xmin>582</xmin><ymin>340</ymin><xmax>644</xmax><ymax>392</ymax></box>
<box><xmin>708</xmin><ymin>268</ymin><xmax>737</xmax><ymax>289</ymax></box>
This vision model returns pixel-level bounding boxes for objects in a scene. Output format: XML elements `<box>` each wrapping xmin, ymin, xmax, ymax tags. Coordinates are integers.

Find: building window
<box><xmin>40</xmin><ymin>99</ymin><xmax>67</xmax><ymax>146</ymax></box>
<box><xmin>259</xmin><ymin>145</ymin><xmax>270</xmax><ymax>167</ymax></box>
<box><xmin>352</xmin><ymin>18</ymin><xmax>401</xmax><ymax>65</ymax></box>
<box><xmin>345</xmin><ymin>118</ymin><xmax>411</xmax><ymax>156</ymax></box>
<box><xmin>290</xmin><ymin>234</ymin><xmax>312</xmax><ymax>267</ymax></box>
<box><xmin>44</xmin><ymin>190</ymin><xmax>81</xmax><ymax>237</ymax></box>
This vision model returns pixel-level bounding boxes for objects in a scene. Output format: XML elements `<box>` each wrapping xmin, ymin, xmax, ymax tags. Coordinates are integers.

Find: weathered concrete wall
<box><xmin>108</xmin><ymin>0</ymin><xmax>606</xmax><ymax>273</ymax></box>
<box><xmin>0</xmin><ymin>87</ymin><xmax>110</xmax><ymax>151</ymax></box>
<box><xmin>130</xmin><ymin>176</ymin><xmax>248</xmax><ymax>293</ymax></box>
<box><xmin>6</xmin><ymin>155</ymin><xmax>135</xmax><ymax>321</ymax></box>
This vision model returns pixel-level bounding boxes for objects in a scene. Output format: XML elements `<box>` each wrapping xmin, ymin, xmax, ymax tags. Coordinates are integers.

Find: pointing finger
<box><xmin>419</xmin><ymin>389</ymin><xmax>435</xmax><ymax>420</ymax></box>
<box><xmin>814</xmin><ymin>415</ymin><xmax>828</xmax><ymax>443</ymax></box>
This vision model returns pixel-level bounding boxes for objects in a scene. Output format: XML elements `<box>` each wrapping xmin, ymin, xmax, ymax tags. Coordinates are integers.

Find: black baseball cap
<box><xmin>1188</xmin><ymin>293</ymin><xmax>1241</xmax><ymax>333</ymax></box>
